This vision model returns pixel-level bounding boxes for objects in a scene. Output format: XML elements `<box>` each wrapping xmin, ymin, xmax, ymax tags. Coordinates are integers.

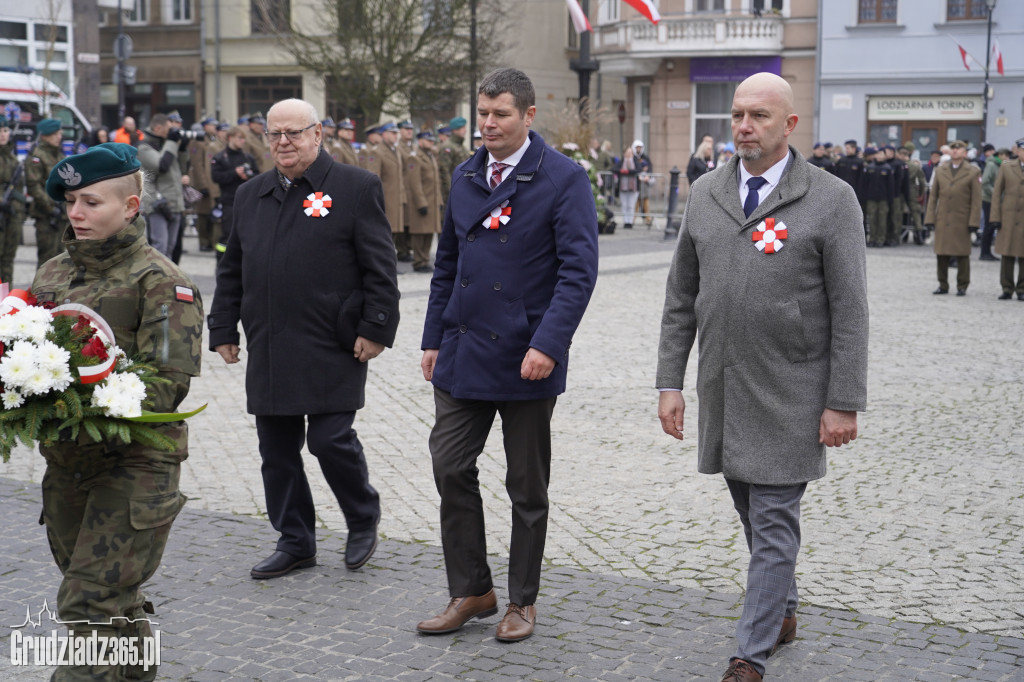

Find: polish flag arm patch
<box><xmin>175</xmin><ymin>285</ymin><xmax>195</xmax><ymax>303</ymax></box>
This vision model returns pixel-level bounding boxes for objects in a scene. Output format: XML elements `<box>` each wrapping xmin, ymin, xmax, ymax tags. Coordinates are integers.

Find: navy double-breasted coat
<box><xmin>422</xmin><ymin>131</ymin><xmax>599</xmax><ymax>401</ymax></box>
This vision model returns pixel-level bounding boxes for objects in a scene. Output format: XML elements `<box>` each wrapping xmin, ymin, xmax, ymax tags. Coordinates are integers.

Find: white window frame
<box><xmin>598</xmin><ymin>0</ymin><xmax>619</xmax><ymax>24</ymax></box>
<box><xmin>634</xmin><ymin>82</ymin><xmax>651</xmax><ymax>149</ymax></box>
<box><xmin>163</xmin><ymin>0</ymin><xmax>193</xmax><ymax>23</ymax></box>
<box><xmin>124</xmin><ymin>0</ymin><xmax>149</xmax><ymax>25</ymax></box>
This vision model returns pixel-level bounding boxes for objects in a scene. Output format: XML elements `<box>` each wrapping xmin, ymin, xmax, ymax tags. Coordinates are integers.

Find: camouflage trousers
<box><xmin>1</xmin><ymin>207</ymin><xmax>24</xmax><ymax>284</ymax></box>
<box><xmin>41</xmin><ymin>454</ymin><xmax>185</xmax><ymax>681</ymax></box>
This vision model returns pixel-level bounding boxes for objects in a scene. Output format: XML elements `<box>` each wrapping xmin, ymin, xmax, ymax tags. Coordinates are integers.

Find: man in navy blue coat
<box><xmin>416</xmin><ymin>68</ymin><xmax>599</xmax><ymax>643</ymax></box>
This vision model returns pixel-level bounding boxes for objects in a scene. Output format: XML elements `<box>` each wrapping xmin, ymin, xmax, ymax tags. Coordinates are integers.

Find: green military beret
<box><xmin>46</xmin><ymin>143</ymin><xmax>141</xmax><ymax>201</ymax></box>
<box><xmin>449</xmin><ymin>116</ymin><xmax>467</xmax><ymax>130</ymax></box>
<box><xmin>37</xmin><ymin>118</ymin><xmax>62</xmax><ymax>136</ymax></box>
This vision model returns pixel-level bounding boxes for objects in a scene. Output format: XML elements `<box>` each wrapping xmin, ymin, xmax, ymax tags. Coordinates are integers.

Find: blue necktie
<box><xmin>743</xmin><ymin>176</ymin><xmax>768</xmax><ymax>218</ymax></box>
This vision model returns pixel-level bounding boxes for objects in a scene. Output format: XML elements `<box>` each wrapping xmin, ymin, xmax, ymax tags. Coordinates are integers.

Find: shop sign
<box><xmin>868</xmin><ymin>95</ymin><xmax>982</xmax><ymax>121</ymax></box>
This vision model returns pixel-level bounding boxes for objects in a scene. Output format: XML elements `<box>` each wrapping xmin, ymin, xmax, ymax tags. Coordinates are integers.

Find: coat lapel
<box><xmin>712</xmin><ymin>147</ymin><xmax>812</xmax><ymax>231</ymax></box>
<box><xmin>466</xmin><ymin>130</ymin><xmax>546</xmax><ymax>224</ymax></box>
<box><xmin>711</xmin><ymin>155</ymin><xmax>748</xmax><ymax>227</ymax></box>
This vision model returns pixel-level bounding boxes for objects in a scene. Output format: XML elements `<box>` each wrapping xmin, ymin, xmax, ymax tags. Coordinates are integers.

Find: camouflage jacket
<box><xmin>0</xmin><ymin>144</ymin><xmax>26</xmax><ymax>212</ymax></box>
<box><xmin>437</xmin><ymin>135</ymin><xmax>471</xmax><ymax>200</ymax></box>
<box><xmin>31</xmin><ymin>216</ymin><xmax>204</xmax><ymax>460</ymax></box>
<box><xmin>24</xmin><ymin>139</ymin><xmax>64</xmax><ymax>219</ymax></box>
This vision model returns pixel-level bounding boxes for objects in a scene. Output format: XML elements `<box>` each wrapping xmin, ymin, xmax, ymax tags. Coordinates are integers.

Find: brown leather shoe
<box><xmin>495</xmin><ymin>603</ymin><xmax>536</xmax><ymax>642</ymax></box>
<box><xmin>770</xmin><ymin>614</ymin><xmax>797</xmax><ymax>656</ymax></box>
<box><xmin>416</xmin><ymin>589</ymin><xmax>498</xmax><ymax>634</ymax></box>
<box><xmin>721</xmin><ymin>658</ymin><xmax>762</xmax><ymax>681</ymax></box>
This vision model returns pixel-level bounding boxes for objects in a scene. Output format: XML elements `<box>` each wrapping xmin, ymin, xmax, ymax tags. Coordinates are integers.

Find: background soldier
<box><xmin>398</xmin><ymin>120</ymin><xmax>416</xmax><ymax>155</ymax></box>
<box><xmin>189</xmin><ymin>116</ymin><xmax>221</xmax><ymax>253</ymax></box>
<box><xmin>437</xmin><ymin>116</ymin><xmax>471</xmax><ymax>209</ymax></box>
<box><xmin>808</xmin><ymin>142</ymin><xmax>835</xmax><ymax>173</ymax></box>
<box><xmin>0</xmin><ymin>115</ymin><xmax>27</xmax><ymax>284</ymax></box>
<box><xmin>834</xmin><ymin>139</ymin><xmax>865</xmax><ymax>205</ymax></box>
<box><xmin>980</xmin><ymin>147</ymin><xmax>1010</xmax><ymax>261</ymax></box>
<box><xmin>406</xmin><ymin>131</ymin><xmax>442</xmax><ymax>273</ymax></box>
<box><xmin>884</xmin><ymin>145</ymin><xmax>907</xmax><ymax>246</ymax></box>
<box><xmin>862</xmin><ymin>146</ymin><xmax>894</xmax><ymax>247</ymax></box>
<box><xmin>359</xmin><ymin>124</ymin><xmax>383</xmax><ymax>176</ymax></box>
<box><xmin>377</xmin><ymin>122</ymin><xmax>406</xmax><ymax>261</ymax></box>
<box><xmin>335</xmin><ymin>118</ymin><xmax>359</xmax><ymax>166</ymax></box>
<box><xmin>991</xmin><ymin>139</ymin><xmax>1024</xmax><ymax>300</ymax></box>
<box><xmin>901</xmin><ymin>147</ymin><xmax>927</xmax><ymax>245</ymax></box>
<box><xmin>322</xmin><ymin>118</ymin><xmax>341</xmax><ymax>162</ymax></box>
<box><xmin>24</xmin><ymin>118</ymin><xmax>69</xmax><ymax>268</ymax></box>
<box><xmin>244</xmin><ymin>113</ymin><xmax>273</xmax><ymax>173</ymax></box>
<box><xmin>925</xmin><ymin>140</ymin><xmax>981</xmax><ymax>295</ymax></box>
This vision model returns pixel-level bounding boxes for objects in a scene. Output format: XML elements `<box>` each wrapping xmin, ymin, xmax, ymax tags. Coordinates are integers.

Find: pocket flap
<box><xmin>129</xmin><ymin>491</ymin><xmax>186</xmax><ymax>530</ymax></box>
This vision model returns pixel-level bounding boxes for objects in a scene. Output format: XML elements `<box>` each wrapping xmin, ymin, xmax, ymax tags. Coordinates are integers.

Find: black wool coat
<box><xmin>208</xmin><ymin>150</ymin><xmax>400</xmax><ymax>415</ymax></box>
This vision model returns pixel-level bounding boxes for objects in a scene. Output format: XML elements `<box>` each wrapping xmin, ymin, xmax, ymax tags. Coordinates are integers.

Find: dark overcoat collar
<box><xmin>460</xmin><ymin>130</ymin><xmax>546</xmax><ymax>220</ymax></box>
<box><xmin>254</xmin><ymin>148</ymin><xmax>334</xmax><ymax>201</ymax></box>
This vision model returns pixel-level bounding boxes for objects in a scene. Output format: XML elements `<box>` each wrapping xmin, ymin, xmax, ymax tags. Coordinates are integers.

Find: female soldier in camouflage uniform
<box><xmin>30</xmin><ymin>142</ymin><xmax>203</xmax><ymax>681</ymax></box>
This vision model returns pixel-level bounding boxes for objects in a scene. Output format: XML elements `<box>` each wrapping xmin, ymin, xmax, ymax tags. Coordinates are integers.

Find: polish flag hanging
<box><xmin>623</xmin><ymin>0</ymin><xmax>660</xmax><ymax>24</ymax></box>
<box><xmin>958</xmin><ymin>44</ymin><xmax>972</xmax><ymax>71</ymax></box>
<box><xmin>992</xmin><ymin>39</ymin><xmax>1004</xmax><ymax>76</ymax></box>
<box><xmin>564</xmin><ymin>0</ymin><xmax>591</xmax><ymax>33</ymax></box>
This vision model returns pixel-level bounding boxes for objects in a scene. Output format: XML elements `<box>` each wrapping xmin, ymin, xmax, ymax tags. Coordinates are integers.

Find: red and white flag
<box><xmin>992</xmin><ymin>39</ymin><xmax>1004</xmax><ymax>76</ymax></box>
<box><xmin>564</xmin><ymin>0</ymin><xmax>591</xmax><ymax>33</ymax></box>
<box><xmin>623</xmin><ymin>0</ymin><xmax>660</xmax><ymax>24</ymax></box>
<box><xmin>950</xmin><ymin>36</ymin><xmax>982</xmax><ymax>71</ymax></box>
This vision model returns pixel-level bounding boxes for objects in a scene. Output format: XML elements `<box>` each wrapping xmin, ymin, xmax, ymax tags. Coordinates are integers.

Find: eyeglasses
<box><xmin>265</xmin><ymin>123</ymin><xmax>316</xmax><ymax>143</ymax></box>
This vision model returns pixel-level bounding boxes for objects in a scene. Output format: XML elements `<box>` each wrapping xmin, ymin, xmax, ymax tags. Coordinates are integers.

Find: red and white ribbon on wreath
<box><xmin>51</xmin><ymin>303</ymin><xmax>118</xmax><ymax>384</ymax></box>
<box><xmin>0</xmin><ymin>289</ymin><xmax>31</xmax><ymax>316</ymax></box>
<box><xmin>482</xmin><ymin>201</ymin><xmax>511</xmax><ymax>230</ymax></box>
<box><xmin>752</xmin><ymin>217</ymin><xmax>788</xmax><ymax>254</ymax></box>
<box><xmin>303</xmin><ymin>192</ymin><xmax>332</xmax><ymax>218</ymax></box>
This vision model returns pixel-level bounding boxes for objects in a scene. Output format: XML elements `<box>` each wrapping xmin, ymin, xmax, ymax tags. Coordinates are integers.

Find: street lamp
<box><xmin>981</xmin><ymin>0</ymin><xmax>997</xmax><ymax>144</ymax></box>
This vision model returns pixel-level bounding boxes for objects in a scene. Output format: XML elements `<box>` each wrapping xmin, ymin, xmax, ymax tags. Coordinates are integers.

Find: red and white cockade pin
<box><xmin>752</xmin><ymin>217</ymin><xmax>788</xmax><ymax>254</ymax></box>
<box><xmin>482</xmin><ymin>200</ymin><xmax>511</xmax><ymax>230</ymax></box>
<box><xmin>303</xmin><ymin>192</ymin><xmax>332</xmax><ymax>217</ymax></box>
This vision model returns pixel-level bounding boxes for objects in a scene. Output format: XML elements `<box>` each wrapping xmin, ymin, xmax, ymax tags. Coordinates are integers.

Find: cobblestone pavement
<box><xmin>2</xmin><ymin>223</ymin><xmax>1023</xmax><ymax>680</ymax></box>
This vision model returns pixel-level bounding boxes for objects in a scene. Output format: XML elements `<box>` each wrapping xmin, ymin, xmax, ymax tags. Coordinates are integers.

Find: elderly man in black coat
<box><xmin>208</xmin><ymin>98</ymin><xmax>400</xmax><ymax>579</ymax></box>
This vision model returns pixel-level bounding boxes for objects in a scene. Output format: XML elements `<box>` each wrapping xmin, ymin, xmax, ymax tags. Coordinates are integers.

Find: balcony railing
<box><xmin>594</xmin><ymin>14</ymin><xmax>783</xmax><ymax>57</ymax></box>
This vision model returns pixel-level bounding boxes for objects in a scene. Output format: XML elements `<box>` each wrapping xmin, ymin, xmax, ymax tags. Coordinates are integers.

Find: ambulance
<box><xmin>0</xmin><ymin>69</ymin><xmax>92</xmax><ymax>159</ymax></box>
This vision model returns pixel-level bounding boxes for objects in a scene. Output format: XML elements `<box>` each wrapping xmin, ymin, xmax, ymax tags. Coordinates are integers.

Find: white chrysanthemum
<box><xmin>45</xmin><ymin>364</ymin><xmax>73</xmax><ymax>392</ymax></box>
<box><xmin>22</xmin><ymin>369</ymin><xmax>55</xmax><ymax>396</ymax></box>
<box><xmin>5</xmin><ymin>341</ymin><xmax>38</xmax><ymax>363</ymax></box>
<box><xmin>19</xmin><ymin>307</ymin><xmax>55</xmax><ymax>343</ymax></box>
<box><xmin>35</xmin><ymin>340</ymin><xmax>71</xmax><ymax>372</ymax></box>
<box><xmin>0</xmin><ymin>315</ymin><xmax>20</xmax><ymax>342</ymax></box>
<box><xmin>91</xmin><ymin>372</ymin><xmax>146</xmax><ymax>418</ymax></box>
<box><xmin>0</xmin><ymin>350</ymin><xmax>36</xmax><ymax>389</ymax></box>
<box><xmin>114</xmin><ymin>349</ymin><xmax>132</xmax><ymax>371</ymax></box>
<box><xmin>1</xmin><ymin>390</ymin><xmax>24</xmax><ymax>409</ymax></box>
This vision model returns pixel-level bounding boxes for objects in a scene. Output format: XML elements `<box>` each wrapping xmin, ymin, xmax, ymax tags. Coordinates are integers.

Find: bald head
<box><xmin>731</xmin><ymin>72</ymin><xmax>798</xmax><ymax>175</ymax></box>
<box><xmin>267</xmin><ymin>99</ymin><xmax>319</xmax><ymax>128</ymax></box>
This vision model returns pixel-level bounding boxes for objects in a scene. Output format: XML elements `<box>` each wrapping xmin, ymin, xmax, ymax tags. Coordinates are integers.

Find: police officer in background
<box><xmin>834</xmin><ymin>139</ymin><xmax>864</xmax><ymax>206</ymax></box>
<box><xmin>335</xmin><ymin>118</ymin><xmax>359</xmax><ymax>166</ymax></box>
<box><xmin>0</xmin><ymin>115</ymin><xmax>26</xmax><ymax>283</ymax></box>
<box><xmin>808</xmin><ymin>142</ymin><xmax>835</xmax><ymax>173</ymax></box>
<box><xmin>24</xmin><ymin>118</ymin><xmax>70</xmax><ymax>267</ymax></box>
<box><xmin>862</xmin><ymin>146</ymin><xmax>894</xmax><ymax>247</ymax></box>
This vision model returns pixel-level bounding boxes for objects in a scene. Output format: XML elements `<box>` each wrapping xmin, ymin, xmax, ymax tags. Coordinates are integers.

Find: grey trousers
<box><xmin>146</xmin><ymin>211</ymin><xmax>181</xmax><ymax>259</ymax></box>
<box><xmin>726</xmin><ymin>479</ymin><xmax>807</xmax><ymax>676</ymax></box>
<box><xmin>428</xmin><ymin>388</ymin><xmax>556</xmax><ymax>606</ymax></box>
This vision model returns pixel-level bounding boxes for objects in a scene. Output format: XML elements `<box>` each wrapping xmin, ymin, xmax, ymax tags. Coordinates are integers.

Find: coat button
<box><xmin>499</xmin><ymin>234</ymin><xmax>508</xmax><ymax>243</ymax></box>
<box><xmin>493</xmin><ymin>282</ymin><xmax>501</xmax><ymax>290</ymax></box>
<box><xmin>490</xmin><ymin>332</ymin><xmax>498</xmax><ymax>340</ymax></box>
<box><xmin>461</xmin><ymin>279</ymin><xmax>468</xmax><ymax>287</ymax></box>
<box><xmin>467</xmin><ymin>234</ymin><xmax>476</xmax><ymax>242</ymax></box>
<box><xmin>377</xmin><ymin>312</ymin><xmax>386</xmax><ymax>321</ymax></box>
<box><xmin>459</xmin><ymin>325</ymin><xmax>467</xmax><ymax>333</ymax></box>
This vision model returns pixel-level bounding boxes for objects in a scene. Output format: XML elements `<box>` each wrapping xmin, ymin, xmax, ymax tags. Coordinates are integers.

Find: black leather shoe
<box><xmin>932</xmin><ymin>287</ymin><xmax>948</xmax><ymax>295</ymax></box>
<box><xmin>251</xmin><ymin>551</ymin><xmax>316</xmax><ymax>579</ymax></box>
<box><xmin>397</xmin><ymin>253</ymin><xmax>413</xmax><ymax>262</ymax></box>
<box><xmin>998</xmin><ymin>292</ymin><xmax>1012</xmax><ymax>300</ymax></box>
<box><xmin>345</xmin><ymin>517</ymin><xmax>379</xmax><ymax>570</ymax></box>
<box><xmin>980</xmin><ymin>253</ymin><xmax>998</xmax><ymax>261</ymax></box>
<box><xmin>956</xmin><ymin>288</ymin><xmax>967</xmax><ymax>296</ymax></box>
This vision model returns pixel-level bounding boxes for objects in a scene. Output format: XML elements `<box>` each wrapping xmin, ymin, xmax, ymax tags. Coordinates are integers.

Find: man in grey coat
<box><xmin>138</xmin><ymin>113</ymin><xmax>189</xmax><ymax>258</ymax></box>
<box><xmin>656</xmin><ymin>73</ymin><xmax>868</xmax><ymax>682</ymax></box>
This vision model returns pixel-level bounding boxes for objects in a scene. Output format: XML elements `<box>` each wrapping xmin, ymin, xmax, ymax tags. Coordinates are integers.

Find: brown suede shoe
<box><xmin>770</xmin><ymin>614</ymin><xmax>797</xmax><ymax>657</ymax></box>
<box><xmin>495</xmin><ymin>603</ymin><xmax>536</xmax><ymax>642</ymax></box>
<box><xmin>416</xmin><ymin>589</ymin><xmax>498</xmax><ymax>634</ymax></box>
<box><xmin>721</xmin><ymin>658</ymin><xmax>762</xmax><ymax>681</ymax></box>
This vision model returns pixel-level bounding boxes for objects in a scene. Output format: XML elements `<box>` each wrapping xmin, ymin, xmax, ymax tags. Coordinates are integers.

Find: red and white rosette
<box><xmin>752</xmin><ymin>217</ymin><xmax>788</xmax><ymax>254</ymax></box>
<box><xmin>50</xmin><ymin>303</ymin><xmax>118</xmax><ymax>384</ymax></box>
<box><xmin>303</xmin><ymin>192</ymin><xmax>332</xmax><ymax>217</ymax></box>
<box><xmin>482</xmin><ymin>201</ymin><xmax>511</xmax><ymax>230</ymax></box>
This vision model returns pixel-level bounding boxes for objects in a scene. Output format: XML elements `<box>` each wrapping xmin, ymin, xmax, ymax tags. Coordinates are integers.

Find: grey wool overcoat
<box><xmin>656</xmin><ymin>147</ymin><xmax>869</xmax><ymax>485</ymax></box>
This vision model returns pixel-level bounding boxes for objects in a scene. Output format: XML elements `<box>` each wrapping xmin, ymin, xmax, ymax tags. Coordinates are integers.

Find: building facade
<box><xmin>818</xmin><ymin>0</ymin><xmax>1023</xmax><ymax>154</ymax></box>
<box><xmin>592</xmin><ymin>0</ymin><xmax>817</xmax><ymax>178</ymax></box>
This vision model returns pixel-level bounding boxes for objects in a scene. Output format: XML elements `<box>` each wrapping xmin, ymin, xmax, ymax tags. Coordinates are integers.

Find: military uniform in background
<box><xmin>358</xmin><ymin>135</ymin><xmax>382</xmax><ymax>176</ymax></box>
<box><xmin>406</xmin><ymin>134</ymin><xmax>442</xmax><ymax>271</ymax></box>
<box><xmin>188</xmin><ymin>132</ymin><xmax>221</xmax><ymax>252</ymax></box>
<box><xmin>861</xmin><ymin>148</ymin><xmax>894</xmax><ymax>247</ymax></box>
<box><xmin>437</xmin><ymin>132</ymin><xmax>472</xmax><ymax>206</ymax></box>
<box><xmin>0</xmin><ymin>135</ymin><xmax>26</xmax><ymax>284</ymax></box>
<box><xmin>243</xmin><ymin>118</ymin><xmax>273</xmax><ymax>173</ymax></box>
<box><xmin>31</xmin><ymin>214</ymin><xmax>203</xmax><ymax>682</ymax></box>
<box><xmin>834</xmin><ymin>146</ymin><xmax>865</xmax><ymax>206</ymax></box>
<box><xmin>24</xmin><ymin>138</ymin><xmax>69</xmax><ymax>267</ymax></box>
<box><xmin>906</xmin><ymin>159</ymin><xmax>927</xmax><ymax>244</ymax></box>
<box><xmin>886</xmin><ymin>147</ymin><xmax>908</xmax><ymax>246</ymax></box>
